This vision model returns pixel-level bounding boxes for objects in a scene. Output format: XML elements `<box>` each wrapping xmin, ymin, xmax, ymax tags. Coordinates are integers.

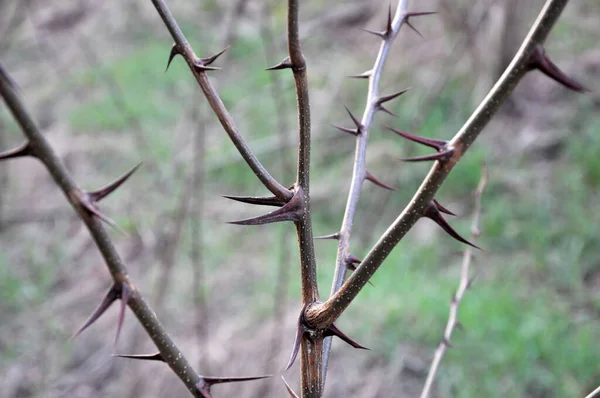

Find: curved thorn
<box><xmin>424</xmin><ymin>202</ymin><xmax>481</xmax><ymax>249</ymax></box>
<box><xmin>401</xmin><ymin>148</ymin><xmax>454</xmax><ymax>163</ymax></box>
<box><xmin>196</xmin><ymin>375</ymin><xmax>271</xmax><ymax>398</ymax></box>
<box><xmin>331</xmin><ymin>123</ymin><xmax>358</xmax><ymax>136</ymax></box>
<box><xmin>285</xmin><ymin>310</ymin><xmax>306</xmax><ymax>371</ymax></box>
<box><xmin>114</xmin><ymin>283</ymin><xmax>130</xmax><ymax>348</ymax></box>
<box><xmin>377</xmin><ymin>88</ymin><xmax>411</xmax><ymax>105</ymax></box>
<box><xmin>228</xmin><ymin>188</ymin><xmax>303</xmax><ymax>226</ymax></box>
<box><xmin>324</xmin><ymin>324</ymin><xmax>369</xmax><ymax>350</ymax></box>
<box><xmin>112</xmin><ymin>352</ymin><xmax>165</xmax><ymax>362</ymax></box>
<box><xmin>0</xmin><ymin>142</ymin><xmax>32</xmax><ymax>161</ymax></box>
<box><xmin>282</xmin><ymin>376</ymin><xmax>299</xmax><ymax>398</ymax></box>
<box><xmin>199</xmin><ymin>45</ymin><xmax>230</xmax><ymax>66</ymax></box>
<box><xmin>315</xmin><ymin>232</ymin><xmax>340</xmax><ymax>240</ymax></box>
<box><xmin>88</xmin><ymin>162</ymin><xmax>142</xmax><ymax>203</ymax></box>
<box><xmin>387</xmin><ymin>126</ymin><xmax>447</xmax><ymax>150</ymax></box>
<box><xmin>165</xmin><ymin>43</ymin><xmax>181</xmax><ymax>73</ymax></box>
<box><xmin>433</xmin><ymin>199</ymin><xmax>456</xmax><ymax>216</ymax></box>
<box><xmin>365</xmin><ymin>171</ymin><xmax>396</xmax><ymax>191</ymax></box>
<box><xmin>223</xmin><ymin>195</ymin><xmax>285</xmax><ymax>207</ymax></box>
<box><xmin>347</xmin><ymin>69</ymin><xmax>373</xmax><ymax>79</ymax></box>
<box><xmin>344</xmin><ymin>106</ymin><xmax>363</xmax><ymax>131</ymax></box>
<box><xmin>266</xmin><ymin>56</ymin><xmax>292</xmax><ymax>71</ymax></box>
<box><xmin>528</xmin><ymin>44</ymin><xmax>590</xmax><ymax>93</ymax></box>
<box><xmin>71</xmin><ymin>284</ymin><xmax>119</xmax><ymax>339</ymax></box>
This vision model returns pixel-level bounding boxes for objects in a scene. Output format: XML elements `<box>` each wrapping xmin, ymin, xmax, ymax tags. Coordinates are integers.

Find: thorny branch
<box><xmin>306</xmin><ymin>0</ymin><xmax>581</xmax><ymax>330</ymax></box>
<box><xmin>419</xmin><ymin>165</ymin><xmax>488</xmax><ymax>398</ymax></box>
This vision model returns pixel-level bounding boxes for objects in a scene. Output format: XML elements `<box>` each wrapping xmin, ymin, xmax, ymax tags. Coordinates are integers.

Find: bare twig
<box><xmin>0</xmin><ymin>64</ymin><xmax>203</xmax><ymax>397</ymax></box>
<box><xmin>419</xmin><ymin>165</ymin><xmax>488</xmax><ymax>398</ymax></box>
<box><xmin>585</xmin><ymin>384</ymin><xmax>600</xmax><ymax>398</ymax></box>
<box><xmin>307</xmin><ymin>0</ymin><xmax>577</xmax><ymax>330</ymax></box>
<box><xmin>150</xmin><ymin>0</ymin><xmax>291</xmax><ymax>202</ymax></box>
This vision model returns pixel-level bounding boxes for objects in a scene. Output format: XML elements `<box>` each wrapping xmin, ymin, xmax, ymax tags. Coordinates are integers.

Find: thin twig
<box><xmin>307</xmin><ymin>0</ymin><xmax>572</xmax><ymax>330</ymax></box>
<box><xmin>0</xmin><ymin>64</ymin><xmax>204</xmax><ymax>397</ymax></box>
<box><xmin>150</xmin><ymin>0</ymin><xmax>291</xmax><ymax>202</ymax></box>
<box><xmin>322</xmin><ymin>0</ymin><xmax>412</xmax><ymax>382</ymax></box>
<box><xmin>420</xmin><ymin>165</ymin><xmax>488</xmax><ymax>398</ymax></box>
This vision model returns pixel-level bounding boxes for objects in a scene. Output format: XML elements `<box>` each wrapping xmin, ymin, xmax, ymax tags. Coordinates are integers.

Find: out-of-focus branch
<box><xmin>419</xmin><ymin>165</ymin><xmax>488</xmax><ymax>398</ymax></box>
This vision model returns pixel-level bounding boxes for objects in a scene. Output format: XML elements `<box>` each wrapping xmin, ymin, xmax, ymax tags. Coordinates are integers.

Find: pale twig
<box><xmin>420</xmin><ymin>165</ymin><xmax>488</xmax><ymax>398</ymax></box>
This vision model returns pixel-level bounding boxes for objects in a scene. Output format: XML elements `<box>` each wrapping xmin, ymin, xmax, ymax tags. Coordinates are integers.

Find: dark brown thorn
<box><xmin>282</xmin><ymin>376</ymin><xmax>299</xmax><ymax>398</ymax></box>
<box><xmin>387</xmin><ymin>126</ymin><xmax>447</xmax><ymax>150</ymax></box>
<box><xmin>401</xmin><ymin>148</ymin><xmax>454</xmax><ymax>163</ymax></box>
<box><xmin>331</xmin><ymin>123</ymin><xmax>359</xmax><ymax>136</ymax></box>
<box><xmin>527</xmin><ymin>44</ymin><xmax>591</xmax><ymax>93</ymax></box>
<box><xmin>365</xmin><ymin>170</ymin><xmax>396</xmax><ymax>191</ymax></box>
<box><xmin>0</xmin><ymin>142</ymin><xmax>32</xmax><ymax>161</ymax></box>
<box><xmin>80</xmin><ymin>199</ymin><xmax>127</xmax><ymax>234</ymax></box>
<box><xmin>433</xmin><ymin>199</ymin><xmax>456</xmax><ymax>216</ymax></box>
<box><xmin>345</xmin><ymin>256</ymin><xmax>374</xmax><ymax>286</ymax></box>
<box><xmin>112</xmin><ymin>352</ymin><xmax>165</xmax><ymax>362</ymax></box>
<box><xmin>324</xmin><ymin>324</ymin><xmax>369</xmax><ymax>350</ymax></box>
<box><xmin>71</xmin><ymin>284</ymin><xmax>119</xmax><ymax>339</ymax></box>
<box><xmin>344</xmin><ymin>106</ymin><xmax>363</xmax><ymax>131</ymax></box>
<box><xmin>405</xmin><ymin>20</ymin><xmax>424</xmax><ymax>38</ymax></box>
<box><xmin>315</xmin><ymin>232</ymin><xmax>340</xmax><ymax>240</ymax></box>
<box><xmin>423</xmin><ymin>202</ymin><xmax>481</xmax><ymax>250</ymax></box>
<box><xmin>222</xmin><ymin>195</ymin><xmax>285</xmax><ymax>207</ymax></box>
<box><xmin>285</xmin><ymin>310</ymin><xmax>305</xmax><ymax>371</ymax></box>
<box><xmin>347</xmin><ymin>69</ymin><xmax>373</xmax><ymax>79</ymax></box>
<box><xmin>377</xmin><ymin>105</ymin><xmax>398</xmax><ymax>118</ymax></box>
<box><xmin>165</xmin><ymin>43</ymin><xmax>181</xmax><ymax>73</ymax></box>
<box><xmin>404</xmin><ymin>12</ymin><xmax>437</xmax><ymax>38</ymax></box>
<box><xmin>88</xmin><ymin>162</ymin><xmax>142</xmax><ymax>203</ymax></box>
<box><xmin>114</xmin><ymin>283</ymin><xmax>130</xmax><ymax>348</ymax></box>
<box><xmin>359</xmin><ymin>27</ymin><xmax>386</xmax><ymax>40</ymax></box>
<box><xmin>265</xmin><ymin>56</ymin><xmax>292</xmax><ymax>71</ymax></box>
<box><xmin>377</xmin><ymin>88</ymin><xmax>411</xmax><ymax>105</ymax></box>
<box><xmin>385</xmin><ymin>2</ymin><xmax>393</xmax><ymax>36</ymax></box>
<box><xmin>193</xmin><ymin>45</ymin><xmax>230</xmax><ymax>72</ymax></box>
<box><xmin>196</xmin><ymin>375</ymin><xmax>272</xmax><ymax>398</ymax></box>
<box><xmin>227</xmin><ymin>187</ymin><xmax>304</xmax><ymax>226</ymax></box>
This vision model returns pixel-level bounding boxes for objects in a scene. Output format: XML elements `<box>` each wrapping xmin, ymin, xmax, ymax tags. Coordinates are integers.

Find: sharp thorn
<box><xmin>377</xmin><ymin>105</ymin><xmax>399</xmax><ymax>118</ymax></box>
<box><xmin>359</xmin><ymin>27</ymin><xmax>386</xmax><ymax>39</ymax></box>
<box><xmin>0</xmin><ymin>142</ymin><xmax>33</xmax><ymax>161</ymax></box>
<box><xmin>386</xmin><ymin>3</ymin><xmax>393</xmax><ymax>36</ymax></box>
<box><xmin>330</xmin><ymin>123</ymin><xmax>359</xmax><ymax>136</ymax></box>
<box><xmin>528</xmin><ymin>44</ymin><xmax>591</xmax><ymax>93</ymax></box>
<box><xmin>401</xmin><ymin>148</ymin><xmax>454</xmax><ymax>163</ymax></box>
<box><xmin>433</xmin><ymin>199</ymin><xmax>456</xmax><ymax>216</ymax></box>
<box><xmin>365</xmin><ymin>171</ymin><xmax>397</xmax><ymax>191</ymax></box>
<box><xmin>344</xmin><ymin>106</ymin><xmax>363</xmax><ymax>131</ymax></box>
<box><xmin>347</xmin><ymin>69</ymin><xmax>373</xmax><ymax>79</ymax></box>
<box><xmin>424</xmin><ymin>202</ymin><xmax>481</xmax><ymax>249</ymax></box>
<box><xmin>405</xmin><ymin>21</ymin><xmax>424</xmax><ymax>38</ymax></box>
<box><xmin>265</xmin><ymin>56</ymin><xmax>292</xmax><ymax>71</ymax></box>
<box><xmin>286</xmin><ymin>310</ymin><xmax>306</xmax><ymax>371</ymax></box>
<box><xmin>315</xmin><ymin>232</ymin><xmax>340</xmax><ymax>240</ymax></box>
<box><xmin>165</xmin><ymin>43</ymin><xmax>181</xmax><ymax>73</ymax></box>
<box><xmin>114</xmin><ymin>283</ymin><xmax>130</xmax><ymax>348</ymax></box>
<box><xmin>112</xmin><ymin>352</ymin><xmax>165</xmax><ymax>362</ymax></box>
<box><xmin>387</xmin><ymin>126</ymin><xmax>447</xmax><ymax>150</ymax></box>
<box><xmin>405</xmin><ymin>11</ymin><xmax>438</xmax><ymax>18</ymax></box>
<box><xmin>88</xmin><ymin>162</ymin><xmax>142</xmax><ymax>203</ymax></box>
<box><xmin>80</xmin><ymin>198</ymin><xmax>128</xmax><ymax>234</ymax></box>
<box><xmin>282</xmin><ymin>376</ymin><xmax>299</xmax><ymax>398</ymax></box>
<box><xmin>325</xmin><ymin>324</ymin><xmax>369</xmax><ymax>350</ymax></box>
<box><xmin>199</xmin><ymin>45</ymin><xmax>230</xmax><ymax>66</ymax></box>
<box><xmin>71</xmin><ymin>284</ymin><xmax>119</xmax><ymax>339</ymax></box>
<box><xmin>227</xmin><ymin>188</ymin><xmax>303</xmax><ymax>226</ymax></box>
<box><xmin>377</xmin><ymin>88</ymin><xmax>411</xmax><ymax>105</ymax></box>
<box><xmin>223</xmin><ymin>195</ymin><xmax>285</xmax><ymax>207</ymax></box>
<box><xmin>197</xmin><ymin>375</ymin><xmax>271</xmax><ymax>398</ymax></box>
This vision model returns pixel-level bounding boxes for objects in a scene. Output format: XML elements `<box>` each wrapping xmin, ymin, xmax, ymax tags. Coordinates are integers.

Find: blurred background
<box><xmin>1</xmin><ymin>0</ymin><xmax>599</xmax><ymax>397</ymax></box>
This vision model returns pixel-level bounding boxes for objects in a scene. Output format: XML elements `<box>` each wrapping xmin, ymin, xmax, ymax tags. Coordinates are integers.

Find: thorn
<box><xmin>385</xmin><ymin>2</ymin><xmax>393</xmax><ymax>36</ymax></box>
<box><xmin>112</xmin><ymin>352</ymin><xmax>165</xmax><ymax>362</ymax></box>
<box><xmin>223</xmin><ymin>195</ymin><xmax>285</xmax><ymax>207</ymax></box>
<box><xmin>405</xmin><ymin>20</ymin><xmax>423</xmax><ymax>38</ymax></box>
<box><xmin>315</xmin><ymin>232</ymin><xmax>340</xmax><ymax>240</ymax></box>
<box><xmin>71</xmin><ymin>284</ymin><xmax>119</xmax><ymax>339</ymax></box>
<box><xmin>281</xmin><ymin>376</ymin><xmax>299</xmax><ymax>398</ymax></box>
<box><xmin>196</xmin><ymin>375</ymin><xmax>271</xmax><ymax>398</ymax></box>
<box><xmin>345</xmin><ymin>256</ymin><xmax>374</xmax><ymax>286</ymax></box>
<box><xmin>359</xmin><ymin>27</ymin><xmax>387</xmax><ymax>39</ymax></box>
<box><xmin>433</xmin><ymin>199</ymin><xmax>456</xmax><ymax>216</ymax></box>
<box><xmin>377</xmin><ymin>105</ymin><xmax>398</xmax><ymax>118</ymax></box>
<box><xmin>79</xmin><ymin>197</ymin><xmax>127</xmax><ymax>234</ymax></box>
<box><xmin>423</xmin><ymin>202</ymin><xmax>481</xmax><ymax>250</ymax></box>
<box><xmin>285</xmin><ymin>311</ymin><xmax>305</xmax><ymax>371</ymax></box>
<box><xmin>0</xmin><ymin>142</ymin><xmax>33</xmax><ymax>161</ymax></box>
<box><xmin>227</xmin><ymin>187</ymin><xmax>304</xmax><ymax>226</ymax></box>
<box><xmin>330</xmin><ymin>123</ymin><xmax>359</xmax><ymax>136</ymax></box>
<box><xmin>387</xmin><ymin>126</ymin><xmax>447</xmax><ymax>151</ymax></box>
<box><xmin>324</xmin><ymin>324</ymin><xmax>369</xmax><ymax>350</ymax></box>
<box><xmin>344</xmin><ymin>106</ymin><xmax>363</xmax><ymax>132</ymax></box>
<box><xmin>265</xmin><ymin>56</ymin><xmax>292</xmax><ymax>71</ymax></box>
<box><xmin>403</xmin><ymin>12</ymin><xmax>437</xmax><ymax>38</ymax></box>
<box><xmin>365</xmin><ymin>170</ymin><xmax>396</xmax><ymax>191</ymax></box>
<box><xmin>377</xmin><ymin>88</ymin><xmax>411</xmax><ymax>105</ymax></box>
<box><xmin>88</xmin><ymin>162</ymin><xmax>142</xmax><ymax>203</ymax></box>
<box><xmin>527</xmin><ymin>44</ymin><xmax>591</xmax><ymax>93</ymax></box>
<box><xmin>193</xmin><ymin>46</ymin><xmax>230</xmax><ymax>72</ymax></box>
<box><xmin>401</xmin><ymin>148</ymin><xmax>454</xmax><ymax>163</ymax></box>
<box><xmin>165</xmin><ymin>43</ymin><xmax>181</xmax><ymax>73</ymax></box>
<box><xmin>347</xmin><ymin>69</ymin><xmax>373</xmax><ymax>79</ymax></box>
<box><xmin>114</xmin><ymin>283</ymin><xmax>130</xmax><ymax>348</ymax></box>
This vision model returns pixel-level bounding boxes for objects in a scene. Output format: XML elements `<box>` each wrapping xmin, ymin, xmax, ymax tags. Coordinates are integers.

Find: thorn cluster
<box><xmin>227</xmin><ymin>186</ymin><xmax>303</xmax><ymax>226</ymax></box>
<box><xmin>388</xmin><ymin>126</ymin><xmax>454</xmax><ymax>162</ymax></box>
<box><xmin>374</xmin><ymin>88</ymin><xmax>410</xmax><ymax>117</ymax></box>
<box><xmin>165</xmin><ymin>44</ymin><xmax>229</xmax><ymax>73</ymax></box>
